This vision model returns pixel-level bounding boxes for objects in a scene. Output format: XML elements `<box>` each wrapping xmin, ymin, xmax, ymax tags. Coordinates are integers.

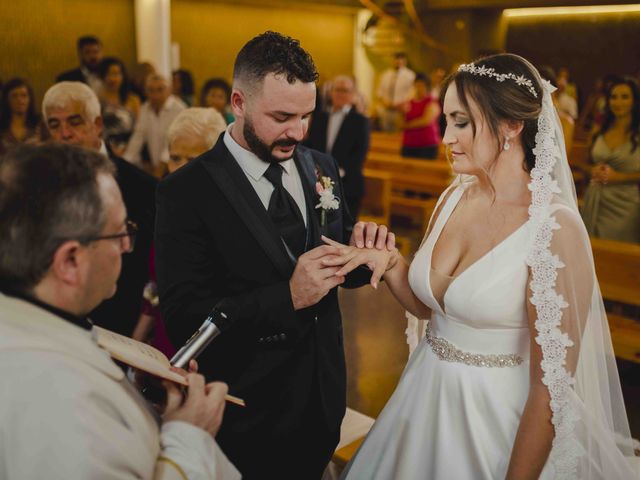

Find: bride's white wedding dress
<box><xmin>342</xmin><ymin>182</ymin><xmax>555</xmax><ymax>480</ymax></box>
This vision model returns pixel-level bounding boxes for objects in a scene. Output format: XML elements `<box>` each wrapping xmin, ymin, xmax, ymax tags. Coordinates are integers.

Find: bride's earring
<box><xmin>503</xmin><ymin>137</ymin><xmax>511</xmax><ymax>151</ymax></box>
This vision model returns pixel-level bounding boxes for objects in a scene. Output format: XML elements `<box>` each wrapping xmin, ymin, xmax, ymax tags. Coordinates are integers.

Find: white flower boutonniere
<box><xmin>315</xmin><ymin>176</ymin><xmax>340</xmax><ymax>227</ymax></box>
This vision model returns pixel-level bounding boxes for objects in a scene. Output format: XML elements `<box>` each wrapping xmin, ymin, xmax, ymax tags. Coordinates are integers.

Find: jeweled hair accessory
<box><xmin>458</xmin><ymin>63</ymin><xmax>538</xmax><ymax>98</ymax></box>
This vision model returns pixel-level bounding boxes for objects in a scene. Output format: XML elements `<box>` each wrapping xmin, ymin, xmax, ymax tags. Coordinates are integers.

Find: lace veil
<box><xmin>406</xmin><ymin>58</ymin><xmax>639</xmax><ymax>479</ymax></box>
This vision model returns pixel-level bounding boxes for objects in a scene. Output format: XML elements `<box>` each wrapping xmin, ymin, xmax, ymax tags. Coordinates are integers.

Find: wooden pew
<box><xmin>369</xmin><ymin>131</ymin><xmax>447</xmax><ymax>160</ymax></box>
<box><xmin>591</xmin><ymin>237</ymin><xmax>640</xmax><ymax>363</ymax></box>
<box><xmin>365</xmin><ymin>151</ymin><xmax>453</xmax><ymax>197</ymax></box>
<box><xmin>359</xmin><ymin>168</ymin><xmax>391</xmax><ymax>227</ymax></box>
<box><xmin>364</xmin><ymin>151</ymin><xmax>453</xmax><ymax>229</ymax></box>
<box><xmin>369</xmin><ymin>131</ymin><xmax>402</xmax><ymax>154</ymax></box>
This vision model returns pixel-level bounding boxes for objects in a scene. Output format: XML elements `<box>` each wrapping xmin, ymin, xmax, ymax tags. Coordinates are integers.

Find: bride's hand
<box><xmin>321</xmin><ymin>235</ymin><xmax>399</xmax><ymax>289</ymax></box>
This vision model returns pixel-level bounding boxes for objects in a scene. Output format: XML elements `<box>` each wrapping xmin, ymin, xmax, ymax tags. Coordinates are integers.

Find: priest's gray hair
<box><xmin>42</xmin><ymin>81</ymin><xmax>101</xmax><ymax>123</ymax></box>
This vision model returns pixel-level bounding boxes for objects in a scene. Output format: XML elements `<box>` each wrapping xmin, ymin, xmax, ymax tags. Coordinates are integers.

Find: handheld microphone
<box><xmin>169</xmin><ymin>303</ymin><xmax>234</xmax><ymax>369</ymax></box>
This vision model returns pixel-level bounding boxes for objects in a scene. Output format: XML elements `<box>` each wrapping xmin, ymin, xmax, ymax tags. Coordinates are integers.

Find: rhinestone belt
<box><xmin>425</xmin><ymin>324</ymin><xmax>523</xmax><ymax>368</ymax></box>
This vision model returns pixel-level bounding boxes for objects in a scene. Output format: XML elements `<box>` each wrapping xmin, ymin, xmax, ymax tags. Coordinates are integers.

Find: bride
<box><xmin>324</xmin><ymin>54</ymin><xmax>638</xmax><ymax>479</ymax></box>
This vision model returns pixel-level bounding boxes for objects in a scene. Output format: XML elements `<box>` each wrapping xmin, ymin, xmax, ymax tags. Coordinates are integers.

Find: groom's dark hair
<box><xmin>233</xmin><ymin>31</ymin><xmax>318</xmax><ymax>91</ymax></box>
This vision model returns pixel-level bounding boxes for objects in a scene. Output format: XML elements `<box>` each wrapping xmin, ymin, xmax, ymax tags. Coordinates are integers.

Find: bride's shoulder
<box><xmin>547</xmin><ymin>201</ymin><xmax>590</xmax><ymax>252</ymax></box>
<box><xmin>549</xmin><ymin>201</ymin><xmax>584</xmax><ymax>229</ymax></box>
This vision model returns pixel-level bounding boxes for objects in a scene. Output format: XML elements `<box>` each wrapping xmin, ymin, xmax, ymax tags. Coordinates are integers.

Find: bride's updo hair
<box><xmin>441</xmin><ymin>53</ymin><xmax>543</xmax><ymax>172</ymax></box>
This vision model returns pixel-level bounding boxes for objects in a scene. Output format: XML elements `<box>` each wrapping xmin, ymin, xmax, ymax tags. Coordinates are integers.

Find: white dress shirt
<box><xmin>124</xmin><ymin>95</ymin><xmax>186</xmax><ymax>167</ymax></box>
<box><xmin>558</xmin><ymin>92</ymin><xmax>578</xmax><ymax>120</ymax></box>
<box><xmin>223</xmin><ymin>125</ymin><xmax>307</xmax><ymax>225</ymax></box>
<box><xmin>81</xmin><ymin>65</ymin><xmax>103</xmax><ymax>94</ymax></box>
<box><xmin>326</xmin><ymin>105</ymin><xmax>351</xmax><ymax>153</ymax></box>
<box><xmin>377</xmin><ymin>66</ymin><xmax>416</xmax><ymax>106</ymax></box>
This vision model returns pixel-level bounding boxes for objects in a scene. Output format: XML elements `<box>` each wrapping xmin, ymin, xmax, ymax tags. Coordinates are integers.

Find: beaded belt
<box><xmin>425</xmin><ymin>324</ymin><xmax>523</xmax><ymax>368</ymax></box>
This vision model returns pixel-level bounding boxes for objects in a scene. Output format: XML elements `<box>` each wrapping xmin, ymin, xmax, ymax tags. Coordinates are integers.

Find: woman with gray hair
<box><xmin>166</xmin><ymin>107</ymin><xmax>226</xmax><ymax>173</ymax></box>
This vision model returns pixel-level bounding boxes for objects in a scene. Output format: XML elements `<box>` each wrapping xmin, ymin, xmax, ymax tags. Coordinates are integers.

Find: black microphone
<box><xmin>169</xmin><ymin>302</ymin><xmax>235</xmax><ymax>369</ymax></box>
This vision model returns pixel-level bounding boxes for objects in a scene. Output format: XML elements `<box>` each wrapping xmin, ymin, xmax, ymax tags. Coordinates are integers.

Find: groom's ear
<box><xmin>230</xmin><ymin>88</ymin><xmax>247</xmax><ymax>118</ymax></box>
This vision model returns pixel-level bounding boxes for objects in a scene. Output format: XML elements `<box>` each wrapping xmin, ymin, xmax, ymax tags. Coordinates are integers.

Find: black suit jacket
<box><xmin>89</xmin><ymin>150</ymin><xmax>157</xmax><ymax>335</ymax></box>
<box><xmin>56</xmin><ymin>67</ymin><xmax>87</xmax><ymax>84</ymax></box>
<box><xmin>305</xmin><ymin>106</ymin><xmax>369</xmax><ymax>200</ymax></box>
<box><xmin>155</xmin><ymin>136</ymin><xmax>369</xmax><ymax>470</ymax></box>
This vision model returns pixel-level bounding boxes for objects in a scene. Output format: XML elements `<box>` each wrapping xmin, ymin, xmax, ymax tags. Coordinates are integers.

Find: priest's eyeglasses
<box><xmin>85</xmin><ymin>220</ymin><xmax>138</xmax><ymax>253</ymax></box>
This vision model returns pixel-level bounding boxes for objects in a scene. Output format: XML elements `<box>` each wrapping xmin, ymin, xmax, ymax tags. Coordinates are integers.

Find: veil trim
<box><xmin>526</xmin><ymin>80</ymin><xmax>582</xmax><ymax>478</ymax></box>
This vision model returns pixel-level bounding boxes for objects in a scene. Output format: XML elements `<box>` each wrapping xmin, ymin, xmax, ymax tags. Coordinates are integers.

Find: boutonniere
<box><xmin>315</xmin><ymin>176</ymin><xmax>340</xmax><ymax>227</ymax></box>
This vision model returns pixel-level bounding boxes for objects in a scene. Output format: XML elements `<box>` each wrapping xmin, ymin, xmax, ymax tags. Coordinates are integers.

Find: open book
<box><xmin>93</xmin><ymin>326</ymin><xmax>244</xmax><ymax>406</ymax></box>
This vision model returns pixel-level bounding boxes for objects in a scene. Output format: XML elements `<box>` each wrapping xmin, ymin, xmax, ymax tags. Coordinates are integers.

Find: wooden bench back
<box><xmin>360</xmin><ymin>168</ymin><xmax>392</xmax><ymax>225</ymax></box>
<box><xmin>365</xmin><ymin>151</ymin><xmax>453</xmax><ymax>196</ymax></box>
<box><xmin>369</xmin><ymin>132</ymin><xmax>402</xmax><ymax>154</ymax></box>
<box><xmin>591</xmin><ymin>237</ymin><xmax>640</xmax><ymax>306</ymax></box>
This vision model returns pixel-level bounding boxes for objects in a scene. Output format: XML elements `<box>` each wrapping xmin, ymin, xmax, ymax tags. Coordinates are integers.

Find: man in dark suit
<box><xmin>42</xmin><ymin>81</ymin><xmax>156</xmax><ymax>336</ymax></box>
<box><xmin>306</xmin><ymin>75</ymin><xmax>370</xmax><ymax>220</ymax></box>
<box><xmin>56</xmin><ymin>36</ymin><xmax>103</xmax><ymax>93</ymax></box>
<box><xmin>155</xmin><ymin>32</ymin><xmax>392</xmax><ymax>480</ymax></box>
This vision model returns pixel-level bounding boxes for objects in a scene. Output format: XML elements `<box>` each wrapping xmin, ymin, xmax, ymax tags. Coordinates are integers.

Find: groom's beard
<box><xmin>243</xmin><ymin>118</ymin><xmax>298</xmax><ymax>164</ymax></box>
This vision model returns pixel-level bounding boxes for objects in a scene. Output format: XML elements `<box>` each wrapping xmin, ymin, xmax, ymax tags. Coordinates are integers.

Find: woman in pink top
<box><xmin>401</xmin><ymin>73</ymin><xmax>442</xmax><ymax>159</ymax></box>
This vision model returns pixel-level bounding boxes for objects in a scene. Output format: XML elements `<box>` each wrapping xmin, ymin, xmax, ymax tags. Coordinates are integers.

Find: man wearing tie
<box><xmin>376</xmin><ymin>52</ymin><xmax>416</xmax><ymax>132</ymax></box>
<box><xmin>306</xmin><ymin>75</ymin><xmax>370</xmax><ymax>220</ymax></box>
<box><xmin>155</xmin><ymin>32</ymin><xmax>394</xmax><ymax>480</ymax></box>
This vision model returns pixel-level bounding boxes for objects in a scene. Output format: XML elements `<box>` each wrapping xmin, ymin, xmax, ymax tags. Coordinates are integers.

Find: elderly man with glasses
<box><xmin>42</xmin><ymin>81</ymin><xmax>157</xmax><ymax>336</ymax></box>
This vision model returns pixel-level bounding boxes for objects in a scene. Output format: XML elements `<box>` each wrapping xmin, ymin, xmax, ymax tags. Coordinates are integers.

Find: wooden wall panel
<box><xmin>171</xmin><ymin>1</ymin><xmax>356</xmax><ymax>98</ymax></box>
<box><xmin>506</xmin><ymin>12</ymin><xmax>640</xmax><ymax>104</ymax></box>
<box><xmin>0</xmin><ymin>0</ymin><xmax>135</xmax><ymax>107</ymax></box>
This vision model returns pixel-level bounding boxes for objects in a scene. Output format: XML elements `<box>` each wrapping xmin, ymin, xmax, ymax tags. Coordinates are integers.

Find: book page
<box><xmin>93</xmin><ymin>326</ymin><xmax>188</xmax><ymax>386</ymax></box>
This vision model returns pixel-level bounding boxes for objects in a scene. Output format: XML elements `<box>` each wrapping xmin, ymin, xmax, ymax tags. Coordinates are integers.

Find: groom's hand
<box><xmin>290</xmin><ymin>245</ymin><xmax>345</xmax><ymax>310</ymax></box>
<box><xmin>350</xmin><ymin>221</ymin><xmax>396</xmax><ymax>250</ymax></box>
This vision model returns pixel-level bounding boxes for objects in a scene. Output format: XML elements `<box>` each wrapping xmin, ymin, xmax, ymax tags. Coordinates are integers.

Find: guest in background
<box><xmin>172</xmin><ymin>69</ymin><xmax>195</xmax><ymax>106</ymax></box>
<box><xmin>579</xmin><ymin>74</ymin><xmax>620</xmax><ymax>135</ymax></box>
<box><xmin>581</xmin><ymin>76</ymin><xmax>640</xmax><ymax>243</ymax></box>
<box><xmin>42</xmin><ymin>81</ymin><xmax>157</xmax><ymax>336</ymax></box>
<box><xmin>556</xmin><ymin>72</ymin><xmax>578</xmax><ymax>121</ymax></box>
<box><xmin>132</xmin><ymin>107</ymin><xmax>227</xmax><ymax>355</ymax></box>
<box><xmin>0</xmin><ymin>78</ymin><xmax>45</xmax><ymax>154</ymax></box>
<box><xmin>200</xmin><ymin>78</ymin><xmax>235</xmax><ymax>124</ymax></box>
<box><xmin>98</xmin><ymin>57</ymin><xmax>141</xmax><ymax>157</ymax></box>
<box><xmin>430</xmin><ymin>67</ymin><xmax>447</xmax><ymax>137</ymax></box>
<box><xmin>305</xmin><ymin>75</ymin><xmax>369</xmax><ymax>220</ymax></box>
<box><xmin>539</xmin><ymin>66</ymin><xmax>575</xmax><ymax>153</ymax></box>
<box><xmin>400</xmin><ymin>73</ymin><xmax>441</xmax><ymax>160</ymax></box>
<box><xmin>56</xmin><ymin>35</ymin><xmax>103</xmax><ymax>93</ymax></box>
<box><xmin>124</xmin><ymin>74</ymin><xmax>186</xmax><ymax>176</ymax></box>
<box><xmin>316</xmin><ymin>76</ymin><xmax>333</xmax><ymax>113</ymax></box>
<box><xmin>558</xmin><ymin>67</ymin><xmax>578</xmax><ymax>101</ymax></box>
<box><xmin>166</xmin><ymin>107</ymin><xmax>226</xmax><ymax>174</ymax></box>
<box><xmin>130</xmin><ymin>61</ymin><xmax>155</xmax><ymax>102</ymax></box>
<box><xmin>376</xmin><ymin>52</ymin><xmax>415</xmax><ymax>132</ymax></box>
<box><xmin>429</xmin><ymin>67</ymin><xmax>446</xmax><ymax>99</ymax></box>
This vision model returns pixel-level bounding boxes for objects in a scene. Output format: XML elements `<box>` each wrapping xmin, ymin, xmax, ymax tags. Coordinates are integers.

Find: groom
<box><xmin>155</xmin><ymin>32</ymin><xmax>392</xmax><ymax>479</ymax></box>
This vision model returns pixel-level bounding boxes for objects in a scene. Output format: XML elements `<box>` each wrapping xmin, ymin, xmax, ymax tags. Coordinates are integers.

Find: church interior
<box><xmin>1</xmin><ymin>0</ymin><xmax>639</xmax><ymax>476</ymax></box>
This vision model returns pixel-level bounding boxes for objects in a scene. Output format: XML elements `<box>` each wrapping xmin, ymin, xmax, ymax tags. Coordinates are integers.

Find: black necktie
<box><xmin>263</xmin><ymin>163</ymin><xmax>306</xmax><ymax>257</ymax></box>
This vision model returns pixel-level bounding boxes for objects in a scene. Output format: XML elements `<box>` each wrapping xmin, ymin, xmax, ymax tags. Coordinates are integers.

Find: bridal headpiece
<box><xmin>457</xmin><ymin>62</ymin><xmax>538</xmax><ymax>98</ymax></box>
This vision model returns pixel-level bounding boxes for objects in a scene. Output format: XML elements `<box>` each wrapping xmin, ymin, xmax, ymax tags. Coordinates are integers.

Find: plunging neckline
<box><xmin>427</xmin><ymin>185</ymin><xmax>530</xmax><ymax>315</ymax></box>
